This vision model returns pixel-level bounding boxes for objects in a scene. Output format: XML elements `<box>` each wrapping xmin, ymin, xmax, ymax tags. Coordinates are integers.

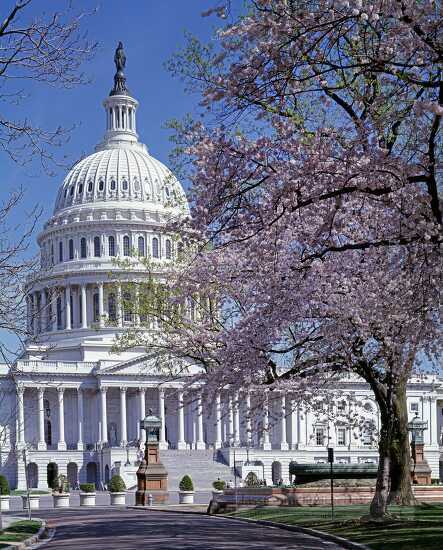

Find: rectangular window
<box><xmin>410</xmin><ymin>402</ymin><xmax>419</xmax><ymax>413</ymax></box>
<box><xmin>315</xmin><ymin>427</ymin><xmax>325</xmax><ymax>446</ymax></box>
<box><xmin>337</xmin><ymin>428</ymin><xmax>346</xmax><ymax>446</ymax></box>
<box><xmin>337</xmin><ymin>401</ymin><xmax>346</xmax><ymax>413</ymax></box>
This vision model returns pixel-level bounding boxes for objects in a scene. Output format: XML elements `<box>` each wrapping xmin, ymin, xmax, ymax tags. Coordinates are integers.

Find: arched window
<box><xmin>108</xmin><ymin>293</ymin><xmax>116</xmax><ymax>322</ymax></box>
<box><xmin>94</xmin><ymin>236</ymin><xmax>101</xmax><ymax>257</ymax></box>
<box><xmin>165</xmin><ymin>239</ymin><xmax>172</xmax><ymax>259</ymax></box>
<box><xmin>58</xmin><ymin>241</ymin><xmax>63</xmax><ymax>262</ymax></box>
<box><xmin>87</xmin><ymin>180</ymin><xmax>93</xmax><ymax>193</ymax></box>
<box><xmin>123</xmin><ymin>235</ymin><xmax>130</xmax><ymax>256</ymax></box>
<box><xmin>78</xmin><ymin>183</ymin><xmax>83</xmax><ymax>195</ymax></box>
<box><xmin>122</xmin><ymin>179</ymin><xmax>128</xmax><ymax>191</ymax></box>
<box><xmin>68</xmin><ymin>239</ymin><xmax>74</xmax><ymax>260</ymax></box>
<box><xmin>110</xmin><ymin>179</ymin><xmax>116</xmax><ymax>191</ymax></box>
<box><xmin>108</xmin><ymin>236</ymin><xmax>116</xmax><ymax>257</ymax></box>
<box><xmin>56</xmin><ymin>296</ymin><xmax>63</xmax><ymax>330</ymax></box>
<box><xmin>69</xmin><ymin>186</ymin><xmax>74</xmax><ymax>196</ymax></box>
<box><xmin>98</xmin><ymin>179</ymin><xmax>104</xmax><ymax>191</ymax></box>
<box><xmin>80</xmin><ymin>238</ymin><xmax>87</xmax><ymax>258</ymax></box>
<box><xmin>50</xmin><ymin>243</ymin><xmax>54</xmax><ymax>265</ymax></box>
<box><xmin>138</xmin><ymin>236</ymin><xmax>145</xmax><ymax>256</ymax></box>
<box><xmin>93</xmin><ymin>293</ymin><xmax>99</xmax><ymax>322</ymax></box>
<box><xmin>152</xmin><ymin>237</ymin><xmax>159</xmax><ymax>258</ymax></box>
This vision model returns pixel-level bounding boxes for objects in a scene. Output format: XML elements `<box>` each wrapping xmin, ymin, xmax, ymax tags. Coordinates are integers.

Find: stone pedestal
<box><xmin>135</xmin><ymin>441</ymin><xmax>168</xmax><ymax>505</ymax></box>
<box><xmin>411</xmin><ymin>443</ymin><xmax>432</xmax><ymax>485</ymax></box>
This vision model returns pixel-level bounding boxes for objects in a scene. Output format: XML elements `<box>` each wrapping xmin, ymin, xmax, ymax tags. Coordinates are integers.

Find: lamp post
<box><xmin>408</xmin><ymin>412</ymin><xmax>431</xmax><ymax>485</ymax></box>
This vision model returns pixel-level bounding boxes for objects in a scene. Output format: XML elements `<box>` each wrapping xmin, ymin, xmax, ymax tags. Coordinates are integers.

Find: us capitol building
<box><xmin>0</xmin><ymin>46</ymin><xmax>442</xmax><ymax>492</ymax></box>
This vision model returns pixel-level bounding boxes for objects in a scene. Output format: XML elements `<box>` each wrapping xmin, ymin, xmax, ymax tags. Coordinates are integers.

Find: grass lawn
<box><xmin>231</xmin><ymin>503</ymin><xmax>443</xmax><ymax>549</ymax></box>
<box><xmin>0</xmin><ymin>519</ymin><xmax>42</xmax><ymax>545</ymax></box>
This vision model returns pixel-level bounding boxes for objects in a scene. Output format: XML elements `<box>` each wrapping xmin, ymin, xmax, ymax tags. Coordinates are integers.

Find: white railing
<box><xmin>17</xmin><ymin>360</ymin><xmax>97</xmax><ymax>373</ymax></box>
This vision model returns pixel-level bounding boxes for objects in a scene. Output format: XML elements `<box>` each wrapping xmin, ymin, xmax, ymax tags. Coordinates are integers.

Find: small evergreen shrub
<box><xmin>80</xmin><ymin>483</ymin><xmax>95</xmax><ymax>493</ymax></box>
<box><xmin>179</xmin><ymin>475</ymin><xmax>194</xmax><ymax>492</ymax></box>
<box><xmin>212</xmin><ymin>479</ymin><xmax>226</xmax><ymax>491</ymax></box>
<box><xmin>0</xmin><ymin>475</ymin><xmax>10</xmax><ymax>495</ymax></box>
<box><xmin>109</xmin><ymin>475</ymin><xmax>126</xmax><ymax>492</ymax></box>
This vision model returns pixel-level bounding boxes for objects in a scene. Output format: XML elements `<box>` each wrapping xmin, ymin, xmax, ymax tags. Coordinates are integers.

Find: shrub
<box><xmin>53</xmin><ymin>474</ymin><xmax>69</xmax><ymax>494</ymax></box>
<box><xmin>109</xmin><ymin>475</ymin><xmax>126</xmax><ymax>493</ymax></box>
<box><xmin>80</xmin><ymin>483</ymin><xmax>95</xmax><ymax>493</ymax></box>
<box><xmin>212</xmin><ymin>479</ymin><xmax>226</xmax><ymax>491</ymax></box>
<box><xmin>0</xmin><ymin>475</ymin><xmax>10</xmax><ymax>495</ymax></box>
<box><xmin>179</xmin><ymin>475</ymin><xmax>194</xmax><ymax>492</ymax></box>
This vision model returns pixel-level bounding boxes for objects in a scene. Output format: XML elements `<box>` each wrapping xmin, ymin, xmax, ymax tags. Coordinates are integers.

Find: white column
<box><xmin>65</xmin><ymin>286</ymin><xmax>72</xmax><ymax>330</ymax></box>
<box><xmin>139</xmin><ymin>388</ymin><xmax>146</xmax><ymax>443</ymax></box>
<box><xmin>262</xmin><ymin>396</ymin><xmax>271</xmax><ymax>450</ymax></box>
<box><xmin>233</xmin><ymin>392</ymin><xmax>240</xmax><ymax>446</ymax></box>
<box><xmin>430</xmin><ymin>396</ymin><xmax>437</xmax><ymax>445</ymax></box>
<box><xmin>98</xmin><ymin>282</ymin><xmax>104</xmax><ymax>328</ymax></box>
<box><xmin>77</xmin><ymin>388</ymin><xmax>84</xmax><ymax>450</ymax></box>
<box><xmin>17</xmin><ymin>387</ymin><xmax>25</xmax><ymax>446</ymax></box>
<box><xmin>228</xmin><ymin>396</ymin><xmax>234</xmax><ymax>444</ymax></box>
<box><xmin>245</xmin><ymin>392</ymin><xmax>252</xmax><ymax>446</ymax></box>
<box><xmin>159</xmin><ymin>389</ymin><xmax>168</xmax><ymax>450</ymax></box>
<box><xmin>57</xmin><ymin>387</ymin><xmax>66</xmax><ymax>450</ymax></box>
<box><xmin>289</xmin><ymin>397</ymin><xmax>298</xmax><ymax>450</ymax></box>
<box><xmin>177</xmin><ymin>390</ymin><xmax>186</xmax><ymax>450</ymax></box>
<box><xmin>40</xmin><ymin>290</ymin><xmax>47</xmax><ymax>333</ymax></box>
<box><xmin>280</xmin><ymin>394</ymin><xmax>289</xmax><ymax>450</ymax></box>
<box><xmin>196</xmin><ymin>392</ymin><xmax>205</xmax><ymax>450</ymax></box>
<box><xmin>37</xmin><ymin>387</ymin><xmax>46</xmax><ymax>450</ymax></box>
<box><xmin>117</xmin><ymin>284</ymin><xmax>123</xmax><ymax>328</ymax></box>
<box><xmin>119</xmin><ymin>387</ymin><xmax>127</xmax><ymax>446</ymax></box>
<box><xmin>214</xmin><ymin>393</ymin><xmax>222</xmax><ymax>449</ymax></box>
<box><xmin>100</xmin><ymin>387</ymin><xmax>108</xmax><ymax>444</ymax></box>
<box><xmin>81</xmin><ymin>284</ymin><xmax>88</xmax><ymax>329</ymax></box>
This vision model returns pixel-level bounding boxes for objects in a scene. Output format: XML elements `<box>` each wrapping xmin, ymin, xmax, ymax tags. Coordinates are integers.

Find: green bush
<box><xmin>179</xmin><ymin>475</ymin><xmax>194</xmax><ymax>492</ymax></box>
<box><xmin>212</xmin><ymin>479</ymin><xmax>226</xmax><ymax>491</ymax></box>
<box><xmin>0</xmin><ymin>475</ymin><xmax>10</xmax><ymax>496</ymax></box>
<box><xmin>109</xmin><ymin>475</ymin><xmax>126</xmax><ymax>493</ymax></box>
<box><xmin>80</xmin><ymin>483</ymin><xmax>95</xmax><ymax>493</ymax></box>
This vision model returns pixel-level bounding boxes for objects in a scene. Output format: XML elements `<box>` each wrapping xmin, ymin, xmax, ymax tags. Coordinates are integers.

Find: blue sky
<box><xmin>0</xmin><ymin>0</ymin><xmax>219</xmax><ymax>356</ymax></box>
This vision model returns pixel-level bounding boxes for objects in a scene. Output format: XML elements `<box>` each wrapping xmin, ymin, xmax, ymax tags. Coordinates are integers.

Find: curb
<box><xmin>126</xmin><ymin>505</ymin><xmax>208</xmax><ymax>515</ymax></box>
<box><xmin>4</xmin><ymin>520</ymin><xmax>48</xmax><ymax>550</ymax></box>
<box><xmin>219</xmin><ymin>516</ymin><xmax>370</xmax><ymax>550</ymax></box>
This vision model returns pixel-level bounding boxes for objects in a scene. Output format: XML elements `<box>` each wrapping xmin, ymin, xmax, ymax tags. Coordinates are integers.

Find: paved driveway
<box><xmin>27</xmin><ymin>507</ymin><xmax>344</xmax><ymax>549</ymax></box>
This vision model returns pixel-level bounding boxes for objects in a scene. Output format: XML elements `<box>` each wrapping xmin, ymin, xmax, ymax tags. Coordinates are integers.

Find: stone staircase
<box><xmin>119</xmin><ymin>449</ymin><xmax>237</xmax><ymax>491</ymax></box>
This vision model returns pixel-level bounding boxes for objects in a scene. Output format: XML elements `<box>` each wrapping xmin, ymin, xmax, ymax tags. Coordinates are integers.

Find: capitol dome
<box><xmin>54</xmin><ymin>147</ymin><xmax>187</xmax><ymax>214</ymax></box>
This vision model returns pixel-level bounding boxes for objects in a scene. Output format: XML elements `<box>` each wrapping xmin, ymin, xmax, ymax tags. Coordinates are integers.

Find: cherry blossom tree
<box><xmin>118</xmin><ymin>0</ymin><xmax>441</xmax><ymax>518</ymax></box>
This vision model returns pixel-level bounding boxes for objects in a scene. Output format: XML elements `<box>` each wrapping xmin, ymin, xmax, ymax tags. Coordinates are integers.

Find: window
<box><xmin>108</xmin><ymin>236</ymin><xmax>116</xmax><ymax>257</ymax></box>
<box><xmin>122</xmin><ymin>179</ymin><xmax>128</xmax><ymax>191</ymax></box>
<box><xmin>50</xmin><ymin>243</ymin><xmax>54</xmax><ymax>265</ymax></box>
<box><xmin>79</xmin><ymin>294</ymin><xmax>82</xmax><ymax>325</ymax></box>
<box><xmin>315</xmin><ymin>427</ymin><xmax>325</xmax><ymax>446</ymax></box>
<box><xmin>94</xmin><ymin>236</ymin><xmax>101</xmax><ymax>257</ymax></box>
<box><xmin>93</xmin><ymin>293</ymin><xmax>99</xmax><ymax>322</ymax></box>
<box><xmin>152</xmin><ymin>237</ymin><xmax>159</xmax><ymax>258</ymax></box>
<box><xmin>58</xmin><ymin>241</ymin><xmax>63</xmax><ymax>262</ymax></box>
<box><xmin>68</xmin><ymin>239</ymin><xmax>74</xmax><ymax>260</ymax></box>
<box><xmin>87</xmin><ymin>180</ymin><xmax>93</xmax><ymax>192</ymax></box>
<box><xmin>56</xmin><ymin>297</ymin><xmax>63</xmax><ymax>330</ymax></box>
<box><xmin>337</xmin><ymin>401</ymin><xmax>346</xmax><ymax>413</ymax></box>
<box><xmin>69</xmin><ymin>186</ymin><xmax>74</xmax><ymax>196</ymax></box>
<box><xmin>80</xmin><ymin>238</ymin><xmax>87</xmax><ymax>258</ymax></box>
<box><xmin>98</xmin><ymin>179</ymin><xmax>104</xmax><ymax>191</ymax></box>
<box><xmin>410</xmin><ymin>402</ymin><xmax>419</xmax><ymax>413</ymax></box>
<box><xmin>123</xmin><ymin>235</ymin><xmax>130</xmax><ymax>256</ymax></box>
<box><xmin>70</xmin><ymin>294</ymin><xmax>74</xmax><ymax>326</ymax></box>
<box><xmin>337</xmin><ymin>428</ymin><xmax>346</xmax><ymax>446</ymax></box>
<box><xmin>78</xmin><ymin>183</ymin><xmax>83</xmax><ymax>194</ymax></box>
<box><xmin>138</xmin><ymin>236</ymin><xmax>145</xmax><ymax>256</ymax></box>
<box><xmin>128</xmin><ymin>108</ymin><xmax>132</xmax><ymax>129</ymax></box>
<box><xmin>165</xmin><ymin>239</ymin><xmax>172</xmax><ymax>259</ymax></box>
<box><xmin>110</xmin><ymin>179</ymin><xmax>116</xmax><ymax>191</ymax></box>
<box><xmin>108</xmin><ymin>294</ymin><xmax>116</xmax><ymax>322</ymax></box>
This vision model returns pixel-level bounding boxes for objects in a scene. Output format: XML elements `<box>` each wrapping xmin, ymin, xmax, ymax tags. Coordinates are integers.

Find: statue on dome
<box><xmin>111</xmin><ymin>41</ymin><xmax>129</xmax><ymax>96</ymax></box>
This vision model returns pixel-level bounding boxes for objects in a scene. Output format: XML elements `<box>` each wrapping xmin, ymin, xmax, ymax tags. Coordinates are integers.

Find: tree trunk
<box><xmin>387</xmin><ymin>381</ymin><xmax>415</xmax><ymax>505</ymax></box>
<box><xmin>369</xmin><ymin>409</ymin><xmax>392</xmax><ymax>519</ymax></box>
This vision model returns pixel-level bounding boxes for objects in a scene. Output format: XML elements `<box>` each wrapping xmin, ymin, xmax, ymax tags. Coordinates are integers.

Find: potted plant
<box><xmin>109</xmin><ymin>474</ymin><xmax>126</xmax><ymax>506</ymax></box>
<box><xmin>0</xmin><ymin>475</ymin><xmax>10</xmax><ymax>511</ymax></box>
<box><xmin>211</xmin><ymin>478</ymin><xmax>226</xmax><ymax>500</ymax></box>
<box><xmin>52</xmin><ymin>474</ymin><xmax>70</xmax><ymax>508</ymax></box>
<box><xmin>79</xmin><ymin>483</ymin><xmax>96</xmax><ymax>506</ymax></box>
<box><xmin>178</xmin><ymin>475</ymin><xmax>194</xmax><ymax>504</ymax></box>
<box><xmin>21</xmin><ymin>493</ymin><xmax>41</xmax><ymax>510</ymax></box>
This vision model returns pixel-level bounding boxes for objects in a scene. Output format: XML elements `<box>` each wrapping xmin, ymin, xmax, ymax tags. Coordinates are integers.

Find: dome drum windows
<box><xmin>165</xmin><ymin>239</ymin><xmax>172</xmax><ymax>260</ymax></box>
<box><xmin>93</xmin><ymin>236</ymin><xmax>101</xmax><ymax>258</ymax></box>
<box><xmin>80</xmin><ymin>237</ymin><xmax>87</xmax><ymax>259</ymax></box>
<box><xmin>122</xmin><ymin>178</ymin><xmax>128</xmax><ymax>192</ymax></box>
<box><xmin>110</xmin><ymin>179</ymin><xmax>116</xmax><ymax>192</ymax></box>
<box><xmin>98</xmin><ymin>178</ymin><xmax>105</xmax><ymax>193</ymax></box>
<box><xmin>68</xmin><ymin>239</ymin><xmax>74</xmax><ymax>260</ymax></box>
<box><xmin>138</xmin><ymin>236</ymin><xmax>145</xmax><ymax>257</ymax></box>
<box><xmin>152</xmin><ymin>237</ymin><xmax>159</xmax><ymax>259</ymax></box>
<box><xmin>87</xmin><ymin>180</ymin><xmax>93</xmax><ymax>193</ymax></box>
<box><xmin>59</xmin><ymin>241</ymin><xmax>63</xmax><ymax>263</ymax></box>
<box><xmin>108</xmin><ymin>235</ymin><xmax>116</xmax><ymax>257</ymax></box>
<box><xmin>123</xmin><ymin>235</ymin><xmax>130</xmax><ymax>256</ymax></box>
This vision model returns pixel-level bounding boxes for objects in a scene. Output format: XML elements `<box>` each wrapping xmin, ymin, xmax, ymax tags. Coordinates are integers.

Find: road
<box><xmin>27</xmin><ymin>507</ymin><xmax>344</xmax><ymax>549</ymax></box>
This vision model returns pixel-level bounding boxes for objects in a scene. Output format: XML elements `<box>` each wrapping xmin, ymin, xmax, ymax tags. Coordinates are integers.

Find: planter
<box><xmin>79</xmin><ymin>492</ymin><xmax>96</xmax><ymax>506</ymax></box>
<box><xmin>53</xmin><ymin>493</ymin><xmax>70</xmax><ymax>508</ymax></box>
<box><xmin>21</xmin><ymin>494</ymin><xmax>40</xmax><ymax>510</ymax></box>
<box><xmin>211</xmin><ymin>490</ymin><xmax>223</xmax><ymax>501</ymax></box>
<box><xmin>0</xmin><ymin>495</ymin><xmax>10</xmax><ymax>511</ymax></box>
<box><xmin>178</xmin><ymin>490</ymin><xmax>194</xmax><ymax>504</ymax></box>
<box><xmin>110</xmin><ymin>491</ymin><xmax>126</xmax><ymax>506</ymax></box>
